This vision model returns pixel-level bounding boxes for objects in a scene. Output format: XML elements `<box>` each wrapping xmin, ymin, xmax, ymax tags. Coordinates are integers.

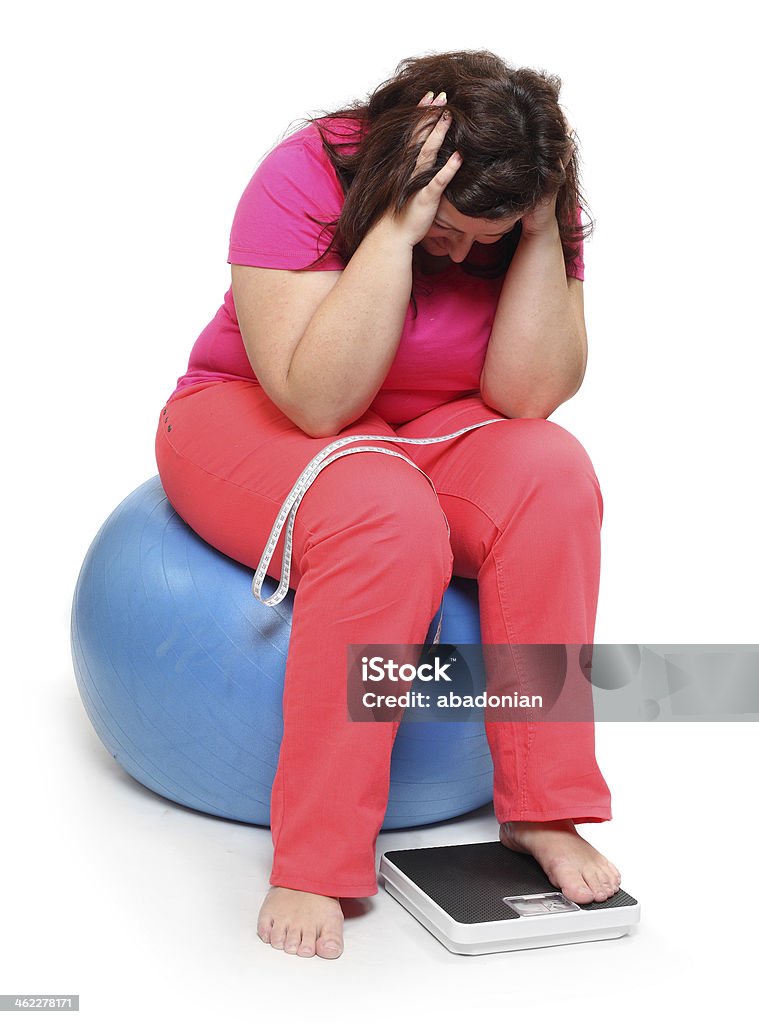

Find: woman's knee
<box><xmin>299</xmin><ymin>450</ymin><xmax>453</xmax><ymax>569</ymax></box>
<box><xmin>491</xmin><ymin>419</ymin><xmax>603</xmax><ymax>523</ymax></box>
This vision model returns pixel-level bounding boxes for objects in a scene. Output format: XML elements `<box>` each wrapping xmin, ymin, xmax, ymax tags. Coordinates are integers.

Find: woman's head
<box><xmin>419</xmin><ymin>197</ymin><xmax>522</xmax><ymax>264</ymax></box>
<box><xmin>295</xmin><ymin>48</ymin><xmax>589</xmax><ymax>278</ymax></box>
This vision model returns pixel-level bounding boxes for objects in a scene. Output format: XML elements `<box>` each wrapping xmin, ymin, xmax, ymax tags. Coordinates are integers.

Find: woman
<box><xmin>155</xmin><ymin>48</ymin><xmax>622</xmax><ymax>959</ymax></box>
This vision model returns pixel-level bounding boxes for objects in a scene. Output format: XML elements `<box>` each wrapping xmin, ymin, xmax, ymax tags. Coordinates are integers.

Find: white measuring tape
<box><xmin>251</xmin><ymin>417</ymin><xmax>509</xmax><ymax>645</ymax></box>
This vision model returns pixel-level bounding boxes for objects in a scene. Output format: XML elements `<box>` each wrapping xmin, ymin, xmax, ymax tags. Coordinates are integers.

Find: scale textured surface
<box><xmin>384</xmin><ymin>842</ymin><xmax>638</xmax><ymax>924</ymax></box>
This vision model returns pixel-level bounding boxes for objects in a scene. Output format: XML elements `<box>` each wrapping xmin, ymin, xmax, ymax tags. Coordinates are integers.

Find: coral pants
<box><xmin>155</xmin><ymin>379</ymin><xmax>612</xmax><ymax>897</ymax></box>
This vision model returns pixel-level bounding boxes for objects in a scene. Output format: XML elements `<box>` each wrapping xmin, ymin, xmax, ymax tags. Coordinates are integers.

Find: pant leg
<box><xmin>155</xmin><ymin>380</ymin><xmax>454</xmax><ymax>896</ymax></box>
<box><xmin>395</xmin><ymin>394</ymin><xmax>612</xmax><ymax>825</ymax></box>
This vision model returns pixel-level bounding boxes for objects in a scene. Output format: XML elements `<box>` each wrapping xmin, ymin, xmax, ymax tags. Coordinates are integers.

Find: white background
<box><xmin>2</xmin><ymin>0</ymin><xmax>757</xmax><ymax>1020</ymax></box>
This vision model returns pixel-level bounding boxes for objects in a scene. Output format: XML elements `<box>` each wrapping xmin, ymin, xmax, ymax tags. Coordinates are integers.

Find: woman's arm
<box><xmin>282</xmin><ymin>217</ymin><xmax>414</xmax><ymax>435</ymax></box>
<box><xmin>231</xmin><ymin>220</ymin><xmax>412</xmax><ymax>439</ymax></box>
<box><xmin>479</xmin><ymin>208</ymin><xmax>588</xmax><ymax>420</ymax></box>
<box><xmin>237</xmin><ymin>93</ymin><xmax>459</xmax><ymax>438</ymax></box>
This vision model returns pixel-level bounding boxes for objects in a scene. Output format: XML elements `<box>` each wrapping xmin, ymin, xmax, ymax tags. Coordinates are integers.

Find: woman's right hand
<box><xmin>379</xmin><ymin>91</ymin><xmax>462</xmax><ymax>248</ymax></box>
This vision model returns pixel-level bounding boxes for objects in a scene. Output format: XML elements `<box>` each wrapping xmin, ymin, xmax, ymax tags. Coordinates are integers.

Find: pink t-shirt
<box><xmin>167</xmin><ymin>116</ymin><xmax>585</xmax><ymax>427</ymax></box>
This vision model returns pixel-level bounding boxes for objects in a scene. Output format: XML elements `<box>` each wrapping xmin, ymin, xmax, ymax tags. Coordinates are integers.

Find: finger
<box><xmin>413</xmin><ymin>98</ymin><xmax>448</xmax><ymax>140</ymax></box>
<box><xmin>416</xmin><ymin>90</ymin><xmax>446</xmax><ymax>109</ymax></box>
<box><xmin>413</xmin><ymin>93</ymin><xmax>447</xmax><ymax>150</ymax></box>
<box><xmin>414</xmin><ymin>111</ymin><xmax>452</xmax><ymax>170</ymax></box>
<box><xmin>411</xmin><ymin>109</ymin><xmax>446</xmax><ymax>156</ymax></box>
<box><xmin>425</xmin><ymin>150</ymin><xmax>462</xmax><ymax>192</ymax></box>
<box><xmin>410</xmin><ymin>112</ymin><xmax>439</xmax><ymax>151</ymax></box>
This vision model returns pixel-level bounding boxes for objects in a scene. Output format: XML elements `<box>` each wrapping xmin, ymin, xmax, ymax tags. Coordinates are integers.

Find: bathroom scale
<box><xmin>379</xmin><ymin>841</ymin><xmax>640</xmax><ymax>955</ymax></box>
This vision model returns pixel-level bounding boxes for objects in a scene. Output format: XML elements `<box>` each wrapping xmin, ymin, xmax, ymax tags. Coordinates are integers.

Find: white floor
<box><xmin>4</xmin><ymin>1</ymin><xmax>759</xmax><ymax>1019</ymax></box>
<box><xmin>3</xmin><ymin>667</ymin><xmax>755</xmax><ymax>1022</ymax></box>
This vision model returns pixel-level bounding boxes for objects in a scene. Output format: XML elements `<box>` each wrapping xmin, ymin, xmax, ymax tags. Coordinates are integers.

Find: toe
<box><xmin>316</xmin><ymin>921</ymin><xmax>344</xmax><ymax>959</ymax></box>
<box><xmin>599</xmin><ymin>857</ymin><xmax>621</xmax><ymax>888</ymax></box>
<box><xmin>257</xmin><ymin>915</ymin><xmax>274</xmax><ymax>943</ymax></box>
<box><xmin>586</xmin><ymin>870</ymin><xmax>613</xmax><ymax>902</ymax></box>
<box><xmin>548</xmin><ymin>861</ymin><xmax>595</xmax><ymax>904</ymax></box>
<box><xmin>565</xmin><ymin>880</ymin><xmax>596</xmax><ymax>904</ymax></box>
<box><xmin>297</xmin><ymin>926</ymin><xmax>317</xmax><ymax>958</ymax></box>
<box><xmin>269</xmin><ymin>922</ymin><xmax>287</xmax><ymax>950</ymax></box>
<box><xmin>284</xmin><ymin>926</ymin><xmax>302</xmax><ymax>955</ymax></box>
<box><xmin>316</xmin><ymin>939</ymin><xmax>343</xmax><ymax>959</ymax></box>
<box><xmin>602</xmin><ymin>864</ymin><xmax>621</xmax><ymax>893</ymax></box>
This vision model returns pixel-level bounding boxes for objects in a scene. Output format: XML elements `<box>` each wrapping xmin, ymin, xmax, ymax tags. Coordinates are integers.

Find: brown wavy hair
<box><xmin>282</xmin><ymin>48</ymin><xmax>592</xmax><ymax>307</ymax></box>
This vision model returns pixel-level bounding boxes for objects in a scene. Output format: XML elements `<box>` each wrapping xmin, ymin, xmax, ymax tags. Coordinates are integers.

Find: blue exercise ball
<box><xmin>71</xmin><ymin>476</ymin><xmax>494</xmax><ymax>829</ymax></box>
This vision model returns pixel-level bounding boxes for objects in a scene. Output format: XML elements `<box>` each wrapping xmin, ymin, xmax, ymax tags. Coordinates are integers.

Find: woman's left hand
<box><xmin>519</xmin><ymin>129</ymin><xmax>575</xmax><ymax>239</ymax></box>
<box><xmin>519</xmin><ymin>189</ymin><xmax>561</xmax><ymax>238</ymax></box>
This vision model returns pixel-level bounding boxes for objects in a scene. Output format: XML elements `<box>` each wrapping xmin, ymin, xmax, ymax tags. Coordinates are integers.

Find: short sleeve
<box><xmin>227</xmin><ymin>132</ymin><xmax>346</xmax><ymax>271</ymax></box>
<box><xmin>565</xmin><ymin>204</ymin><xmax>585</xmax><ymax>281</ymax></box>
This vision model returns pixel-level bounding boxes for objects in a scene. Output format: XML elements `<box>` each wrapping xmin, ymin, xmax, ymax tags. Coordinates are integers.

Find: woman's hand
<box><xmin>520</xmin><ymin>189</ymin><xmax>561</xmax><ymax>238</ymax></box>
<box><xmin>520</xmin><ymin>128</ymin><xmax>576</xmax><ymax>239</ymax></box>
<box><xmin>379</xmin><ymin>91</ymin><xmax>463</xmax><ymax>248</ymax></box>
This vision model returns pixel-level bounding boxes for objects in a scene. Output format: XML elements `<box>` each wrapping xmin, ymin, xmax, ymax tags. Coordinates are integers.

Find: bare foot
<box><xmin>257</xmin><ymin>886</ymin><xmax>344</xmax><ymax>958</ymax></box>
<box><xmin>499</xmin><ymin>819</ymin><xmax>622</xmax><ymax>905</ymax></box>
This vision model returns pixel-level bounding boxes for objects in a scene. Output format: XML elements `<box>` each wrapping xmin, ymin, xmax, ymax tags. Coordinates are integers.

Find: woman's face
<box><xmin>419</xmin><ymin>197</ymin><xmax>522</xmax><ymax>263</ymax></box>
